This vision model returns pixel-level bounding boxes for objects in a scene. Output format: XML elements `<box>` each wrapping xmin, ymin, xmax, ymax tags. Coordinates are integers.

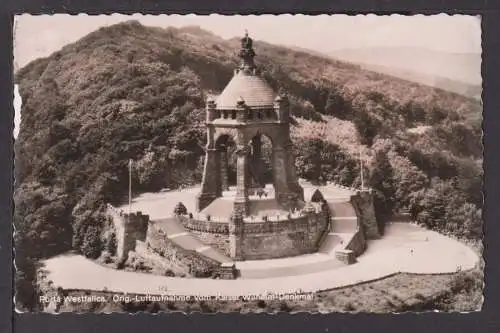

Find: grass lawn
<box><xmin>49</xmin><ymin>269</ymin><xmax>482</xmax><ymax>313</ymax></box>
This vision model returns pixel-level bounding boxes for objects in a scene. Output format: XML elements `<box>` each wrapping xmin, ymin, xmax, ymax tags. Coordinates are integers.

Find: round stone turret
<box><xmin>206</xmin><ymin>96</ymin><xmax>217</xmax><ymax>122</ymax></box>
<box><xmin>274</xmin><ymin>93</ymin><xmax>290</xmax><ymax>122</ymax></box>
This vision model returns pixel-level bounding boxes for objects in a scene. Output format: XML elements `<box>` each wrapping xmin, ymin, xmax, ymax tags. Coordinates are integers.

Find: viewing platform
<box><xmin>41</xmin><ymin>223</ymin><xmax>480</xmax><ymax>297</ymax></box>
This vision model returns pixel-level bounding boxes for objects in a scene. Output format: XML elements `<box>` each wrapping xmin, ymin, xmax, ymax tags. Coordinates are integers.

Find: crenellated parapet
<box><xmin>106</xmin><ymin>204</ymin><xmax>150</xmax><ymax>262</ymax></box>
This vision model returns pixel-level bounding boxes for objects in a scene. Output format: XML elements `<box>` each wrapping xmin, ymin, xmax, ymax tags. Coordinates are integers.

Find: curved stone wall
<box><xmin>180</xmin><ymin>216</ymin><xmax>230</xmax><ymax>234</ymax></box>
<box><xmin>239</xmin><ymin>212</ymin><xmax>329</xmax><ymax>260</ymax></box>
<box><xmin>178</xmin><ymin>211</ymin><xmax>329</xmax><ymax>261</ymax></box>
<box><xmin>146</xmin><ymin>222</ymin><xmax>222</xmax><ymax>277</ymax></box>
<box><xmin>350</xmin><ymin>191</ymin><xmax>380</xmax><ymax>239</ymax></box>
<box><xmin>178</xmin><ymin>216</ymin><xmax>231</xmax><ymax>256</ymax></box>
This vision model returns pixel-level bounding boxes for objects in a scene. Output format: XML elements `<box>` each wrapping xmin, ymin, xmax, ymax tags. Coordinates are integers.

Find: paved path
<box><xmin>121</xmin><ymin>187</ymin><xmax>200</xmax><ymax>220</ymax></box>
<box><xmin>42</xmin><ymin>223</ymin><xmax>479</xmax><ymax>297</ymax></box>
<box><xmin>119</xmin><ymin>182</ymin><xmax>354</xmax><ymax>221</ymax></box>
<box><xmin>153</xmin><ymin>218</ymin><xmax>232</xmax><ymax>264</ymax></box>
<box><xmin>202</xmin><ymin>197</ymin><xmax>290</xmax><ymax>218</ymax></box>
<box><xmin>237</xmin><ymin>253</ymin><xmax>344</xmax><ymax>279</ymax></box>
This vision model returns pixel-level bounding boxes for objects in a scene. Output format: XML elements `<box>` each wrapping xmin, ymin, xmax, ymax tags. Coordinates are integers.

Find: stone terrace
<box><xmin>118</xmin><ymin>181</ymin><xmax>354</xmax><ymax>221</ymax></box>
<box><xmin>42</xmin><ymin>223</ymin><xmax>479</xmax><ymax>297</ymax></box>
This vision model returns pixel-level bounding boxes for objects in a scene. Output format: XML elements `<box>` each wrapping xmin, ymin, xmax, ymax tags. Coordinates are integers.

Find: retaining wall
<box><xmin>350</xmin><ymin>191</ymin><xmax>380</xmax><ymax>239</ymax></box>
<box><xmin>345</xmin><ymin>228</ymin><xmax>367</xmax><ymax>257</ymax></box>
<box><xmin>178</xmin><ymin>210</ymin><xmax>329</xmax><ymax>261</ymax></box>
<box><xmin>146</xmin><ymin>221</ymin><xmax>223</xmax><ymax>278</ymax></box>
<box><xmin>239</xmin><ymin>212</ymin><xmax>328</xmax><ymax>260</ymax></box>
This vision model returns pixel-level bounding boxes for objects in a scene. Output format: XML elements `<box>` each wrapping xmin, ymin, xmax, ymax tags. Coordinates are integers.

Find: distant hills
<box><xmin>14</xmin><ymin>21</ymin><xmax>482</xmax><ymax>201</ymax></box>
<box><xmin>329</xmin><ymin>47</ymin><xmax>481</xmax><ymax>99</ymax></box>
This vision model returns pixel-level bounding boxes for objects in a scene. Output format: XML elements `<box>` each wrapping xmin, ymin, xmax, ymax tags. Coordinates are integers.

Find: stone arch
<box><xmin>246</xmin><ymin>132</ymin><xmax>275</xmax><ymax>193</ymax></box>
<box><xmin>240</xmin><ymin>126</ymin><xmax>281</xmax><ymax>147</ymax></box>
<box><xmin>215</xmin><ymin>133</ymin><xmax>235</xmax><ymax>147</ymax></box>
<box><xmin>247</xmin><ymin>131</ymin><xmax>274</xmax><ymax>147</ymax></box>
<box><xmin>214</xmin><ymin>128</ymin><xmax>238</xmax><ymax>144</ymax></box>
<box><xmin>214</xmin><ymin>133</ymin><xmax>237</xmax><ymax>190</ymax></box>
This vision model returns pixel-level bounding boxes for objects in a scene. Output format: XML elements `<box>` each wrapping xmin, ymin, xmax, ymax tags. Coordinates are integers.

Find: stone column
<box><xmin>229</xmin><ymin>212</ymin><xmax>244</xmax><ymax>260</ymax></box>
<box><xmin>220</xmin><ymin>145</ymin><xmax>229</xmax><ymax>191</ymax></box>
<box><xmin>251</xmin><ymin>135</ymin><xmax>265</xmax><ymax>188</ymax></box>
<box><xmin>234</xmin><ymin>145</ymin><xmax>250</xmax><ymax>215</ymax></box>
<box><xmin>272</xmin><ymin>145</ymin><xmax>291</xmax><ymax>205</ymax></box>
<box><xmin>284</xmin><ymin>140</ymin><xmax>304</xmax><ymax>201</ymax></box>
<box><xmin>273</xmin><ymin>136</ymin><xmax>303</xmax><ymax>209</ymax></box>
<box><xmin>196</xmin><ymin>145</ymin><xmax>222</xmax><ymax>212</ymax></box>
<box><xmin>271</xmin><ymin>148</ymin><xmax>277</xmax><ymax>192</ymax></box>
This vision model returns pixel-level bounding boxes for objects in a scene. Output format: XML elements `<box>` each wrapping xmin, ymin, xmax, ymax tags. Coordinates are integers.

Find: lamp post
<box><xmin>359</xmin><ymin>147</ymin><xmax>365</xmax><ymax>191</ymax></box>
<box><xmin>128</xmin><ymin>159</ymin><xmax>132</xmax><ymax>216</ymax></box>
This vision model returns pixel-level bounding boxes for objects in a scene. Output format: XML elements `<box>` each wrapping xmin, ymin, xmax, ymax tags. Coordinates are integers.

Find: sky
<box><xmin>12</xmin><ymin>14</ymin><xmax>481</xmax><ymax>138</ymax></box>
<box><xmin>13</xmin><ymin>14</ymin><xmax>481</xmax><ymax>70</ymax></box>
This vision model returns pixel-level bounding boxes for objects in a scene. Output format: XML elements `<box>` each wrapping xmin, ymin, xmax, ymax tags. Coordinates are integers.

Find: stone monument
<box><xmin>196</xmin><ymin>32</ymin><xmax>304</xmax><ymax>215</ymax></box>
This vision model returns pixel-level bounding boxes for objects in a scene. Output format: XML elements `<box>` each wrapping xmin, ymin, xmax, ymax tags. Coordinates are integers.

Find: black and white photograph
<box><xmin>13</xmin><ymin>13</ymin><xmax>483</xmax><ymax>314</ymax></box>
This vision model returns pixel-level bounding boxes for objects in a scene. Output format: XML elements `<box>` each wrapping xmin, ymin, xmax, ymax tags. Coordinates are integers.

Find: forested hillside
<box><xmin>14</xmin><ymin>21</ymin><xmax>482</xmax><ymax>309</ymax></box>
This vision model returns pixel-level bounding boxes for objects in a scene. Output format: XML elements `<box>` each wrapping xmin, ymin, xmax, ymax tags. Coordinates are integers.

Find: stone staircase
<box><xmin>318</xmin><ymin>233</ymin><xmax>343</xmax><ymax>254</ymax></box>
<box><xmin>153</xmin><ymin>218</ymin><xmax>233</xmax><ymax>264</ymax></box>
<box><xmin>327</xmin><ymin>201</ymin><xmax>358</xmax><ymax>233</ymax></box>
<box><xmin>236</xmin><ymin>190</ymin><xmax>364</xmax><ymax>279</ymax></box>
<box><xmin>147</xmin><ymin>217</ymin><xmax>237</xmax><ymax>278</ymax></box>
<box><xmin>319</xmin><ymin>190</ymin><xmax>362</xmax><ymax>264</ymax></box>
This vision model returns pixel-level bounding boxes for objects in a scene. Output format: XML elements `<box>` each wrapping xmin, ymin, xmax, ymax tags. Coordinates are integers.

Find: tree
<box><xmin>439</xmin><ymin>185</ymin><xmax>482</xmax><ymax>239</ymax></box>
<box><xmin>460</xmin><ymin>203</ymin><xmax>482</xmax><ymax>239</ymax></box>
<box><xmin>389</xmin><ymin>154</ymin><xmax>429</xmax><ymax>210</ymax></box>
<box><xmin>412</xmin><ymin>186</ymin><xmax>447</xmax><ymax>230</ymax></box>
<box><xmin>174</xmin><ymin>202</ymin><xmax>187</xmax><ymax>215</ymax></box>
<box><xmin>105</xmin><ymin>232</ymin><xmax>118</xmax><ymax>256</ymax></box>
<box><xmin>369</xmin><ymin>151</ymin><xmax>397</xmax><ymax>226</ymax></box>
<box><xmin>135</xmin><ymin>145</ymin><xmax>169</xmax><ymax>191</ymax></box>
<box><xmin>324</xmin><ymin>84</ymin><xmax>351</xmax><ymax>119</ymax></box>
<box><xmin>81</xmin><ymin>225</ymin><xmax>104</xmax><ymax>259</ymax></box>
<box><xmin>353</xmin><ymin>108</ymin><xmax>381</xmax><ymax>146</ymax></box>
<box><xmin>294</xmin><ymin>138</ymin><xmax>323</xmax><ymax>182</ymax></box>
<box><xmin>408</xmin><ymin>178</ymin><xmax>481</xmax><ymax>239</ymax></box>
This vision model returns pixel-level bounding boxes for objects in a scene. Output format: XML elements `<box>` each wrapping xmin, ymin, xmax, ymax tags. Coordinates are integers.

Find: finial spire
<box><xmin>238</xmin><ymin>30</ymin><xmax>256</xmax><ymax>73</ymax></box>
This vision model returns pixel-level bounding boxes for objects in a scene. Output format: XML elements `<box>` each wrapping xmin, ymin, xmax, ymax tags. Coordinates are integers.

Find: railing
<box><xmin>191</xmin><ymin>207</ymin><xmax>322</xmax><ymax>223</ymax></box>
<box><xmin>324</xmin><ymin>181</ymin><xmax>372</xmax><ymax>194</ymax></box>
<box><xmin>242</xmin><ymin>211</ymin><xmax>307</xmax><ymax>223</ymax></box>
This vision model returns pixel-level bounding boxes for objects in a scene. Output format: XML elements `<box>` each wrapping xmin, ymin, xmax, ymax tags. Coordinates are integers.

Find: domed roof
<box><xmin>216</xmin><ymin>71</ymin><xmax>276</xmax><ymax>109</ymax></box>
